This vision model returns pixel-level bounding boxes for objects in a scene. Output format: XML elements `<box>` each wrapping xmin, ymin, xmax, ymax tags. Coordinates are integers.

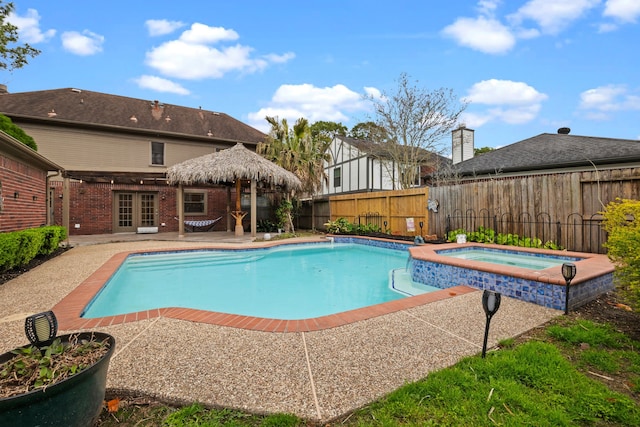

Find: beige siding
<box><xmin>21</xmin><ymin>124</ymin><xmax>223</xmax><ymax>172</ymax></box>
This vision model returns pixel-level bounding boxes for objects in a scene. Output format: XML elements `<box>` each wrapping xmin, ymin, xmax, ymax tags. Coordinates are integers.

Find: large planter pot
<box><xmin>0</xmin><ymin>332</ymin><xmax>115</xmax><ymax>427</ymax></box>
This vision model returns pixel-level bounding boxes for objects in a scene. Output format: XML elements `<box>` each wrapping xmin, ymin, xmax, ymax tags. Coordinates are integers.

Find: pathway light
<box><xmin>562</xmin><ymin>263</ymin><xmax>577</xmax><ymax>315</ymax></box>
<box><xmin>25</xmin><ymin>310</ymin><xmax>58</xmax><ymax>352</ymax></box>
<box><xmin>481</xmin><ymin>290</ymin><xmax>501</xmax><ymax>358</ymax></box>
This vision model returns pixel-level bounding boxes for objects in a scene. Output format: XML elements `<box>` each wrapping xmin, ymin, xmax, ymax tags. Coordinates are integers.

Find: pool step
<box><xmin>125</xmin><ymin>253</ymin><xmax>264</xmax><ymax>270</ymax></box>
<box><xmin>389</xmin><ymin>269</ymin><xmax>440</xmax><ymax>296</ymax></box>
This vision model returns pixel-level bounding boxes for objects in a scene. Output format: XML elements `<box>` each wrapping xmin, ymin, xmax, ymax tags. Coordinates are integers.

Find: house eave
<box><xmin>0</xmin><ymin>113</ymin><xmax>259</xmax><ymax>147</ymax></box>
<box><xmin>0</xmin><ymin>131</ymin><xmax>63</xmax><ymax>171</ymax></box>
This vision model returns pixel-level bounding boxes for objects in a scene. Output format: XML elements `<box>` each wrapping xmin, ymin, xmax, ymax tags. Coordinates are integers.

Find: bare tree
<box><xmin>367</xmin><ymin>73</ymin><xmax>468</xmax><ymax>189</ymax></box>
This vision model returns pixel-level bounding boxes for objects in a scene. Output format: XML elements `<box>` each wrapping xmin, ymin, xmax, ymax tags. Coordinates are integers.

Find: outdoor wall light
<box><xmin>25</xmin><ymin>310</ymin><xmax>58</xmax><ymax>351</ymax></box>
<box><xmin>32</xmin><ymin>195</ymin><xmax>37</xmax><ymax>201</ymax></box>
<box><xmin>562</xmin><ymin>262</ymin><xmax>577</xmax><ymax>315</ymax></box>
<box><xmin>13</xmin><ymin>192</ymin><xmax>19</xmax><ymax>198</ymax></box>
<box><xmin>481</xmin><ymin>290</ymin><xmax>502</xmax><ymax>358</ymax></box>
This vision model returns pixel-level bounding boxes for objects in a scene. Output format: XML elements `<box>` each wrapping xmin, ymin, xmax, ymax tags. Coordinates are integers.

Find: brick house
<box><xmin>0</xmin><ymin>131</ymin><xmax>63</xmax><ymax>232</ymax></box>
<box><xmin>0</xmin><ymin>87</ymin><xmax>266</xmax><ymax>235</ymax></box>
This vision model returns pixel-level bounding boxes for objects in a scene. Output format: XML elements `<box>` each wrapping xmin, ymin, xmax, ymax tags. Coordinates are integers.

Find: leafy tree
<box><xmin>0</xmin><ymin>113</ymin><xmax>36</xmax><ymax>149</ymax></box>
<box><xmin>258</xmin><ymin>116</ymin><xmax>332</xmax><ymax>232</ymax></box>
<box><xmin>366</xmin><ymin>73</ymin><xmax>467</xmax><ymax>189</ymax></box>
<box><xmin>349</xmin><ymin>121</ymin><xmax>390</xmax><ymax>143</ymax></box>
<box><xmin>0</xmin><ymin>2</ymin><xmax>40</xmax><ymax>72</ymax></box>
<box><xmin>310</xmin><ymin>121</ymin><xmax>347</xmax><ymax>144</ymax></box>
<box><xmin>601</xmin><ymin>198</ymin><xmax>640</xmax><ymax>310</ymax></box>
<box><xmin>474</xmin><ymin>146</ymin><xmax>494</xmax><ymax>156</ymax></box>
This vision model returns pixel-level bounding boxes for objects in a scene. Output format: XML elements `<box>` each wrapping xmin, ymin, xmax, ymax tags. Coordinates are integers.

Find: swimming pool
<box><xmin>435</xmin><ymin>247</ymin><xmax>582</xmax><ymax>270</ymax></box>
<box><xmin>82</xmin><ymin>243</ymin><xmax>421</xmax><ymax>320</ymax></box>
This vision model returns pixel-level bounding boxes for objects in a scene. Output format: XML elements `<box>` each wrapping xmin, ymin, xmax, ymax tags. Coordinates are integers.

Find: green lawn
<box><xmin>97</xmin><ymin>318</ymin><xmax>640</xmax><ymax>426</ymax></box>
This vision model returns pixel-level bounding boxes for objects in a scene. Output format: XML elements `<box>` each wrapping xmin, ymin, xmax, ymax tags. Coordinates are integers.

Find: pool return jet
<box><xmin>481</xmin><ymin>290</ymin><xmax>502</xmax><ymax>358</ymax></box>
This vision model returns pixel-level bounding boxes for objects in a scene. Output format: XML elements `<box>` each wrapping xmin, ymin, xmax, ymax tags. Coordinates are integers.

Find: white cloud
<box><xmin>467</xmin><ymin>79</ymin><xmax>548</xmax><ymax>105</ymax></box>
<box><xmin>247</xmin><ymin>83</ymin><xmax>372</xmax><ymax>132</ymax></box>
<box><xmin>603</xmin><ymin>0</ymin><xmax>640</xmax><ymax>22</ymax></box>
<box><xmin>477</xmin><ymin>0</ymin><xmax>502</xmax><ymax>16</ymax></box>
<box><xmin>508</xmin><ymin>0</ymin><xmax>601</xmax><ymax>35</ymax></box>
<box><xmin>6</xmin><ymin>8</ymin><xmax>55</xmax><ymax>43</ymax></box>
<box><xmin>133</xmin><ymin>75</ymin><xmax>190</xmax><ymax>95</ymax></box>
<box><xmin>442</xmin><ymin>16</ymin><xmax>515</xmax><ymax>54</ymax></box>
<box><xmin>178</xmin><ymin>23</ymin><xmax>239</xmax><ymax>44</ymax></box>
<box><xmin>579</xmin><ymin>85</ymin><xmax>640</xmax><ymax>116</ymax></box>
<box><xmin>61</xmin><ymin>30</ymin><xmax>104</xmax><ymax>56</ymax></box>
<box><xmin>145</xmin><ymin>19</ymin><xmax>186</xmax><ymax>36</ymax></box>
<box><xmin>465</xmin><ymin>79</ymin><xmax>547</xmax><ymax>125</ymax></box>
<box><xmin>145</xmin><ymin>23</ymin><xmax>294</xmax><ymax>80</ymax></box>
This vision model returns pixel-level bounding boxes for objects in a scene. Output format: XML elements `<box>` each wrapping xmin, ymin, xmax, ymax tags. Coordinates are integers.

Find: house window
<box><xmin>151</xmin><ymin>141</ymin><xmax>164</xmax><ymax>165</ymax></box>
<box><xmin>333</xmin><ymin>167</ymin><xmax>341</xmax><ymax>187</ymax></box>
<box><xmin>184</xmin><ymin>191</ymin><xmax>206</xmax><ymax>215</ymax></box>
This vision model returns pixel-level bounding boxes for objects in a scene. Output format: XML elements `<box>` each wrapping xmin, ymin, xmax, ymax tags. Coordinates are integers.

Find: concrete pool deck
<box><xmin>0</xmin><ymin>232</ymin><xmax>563</xmax><ymax>422</ymax></box>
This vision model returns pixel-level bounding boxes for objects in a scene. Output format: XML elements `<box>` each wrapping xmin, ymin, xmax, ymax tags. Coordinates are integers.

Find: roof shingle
<box><xmin>0</xmin><ymin>88</ymin><xmax>266</xmax><ymax>144</ymax></box>
<box><xmin>455</xmin><ymin>133</ymin><xmax>640</xmax><ymax>175</ymax></box>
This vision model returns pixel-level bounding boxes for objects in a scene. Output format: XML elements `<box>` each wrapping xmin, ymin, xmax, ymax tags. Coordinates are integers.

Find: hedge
<box><xmin>0</xmin><ymin>226</ymin><xmax>67</xmax><ymax>272</ymax></box>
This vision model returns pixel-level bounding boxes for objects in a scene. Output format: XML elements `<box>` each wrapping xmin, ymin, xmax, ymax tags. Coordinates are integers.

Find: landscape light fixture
<box><xmin>562</xmin><ymin>263</ymin><xmax>577</xmax><ymax>315</ymax></box>
<box><xmin>25</xmin><ymin>310</ymin><xmax>58</xmax><ymax>351</ymax></box>
<box><xmin>419</xmin><ymin>221</ymin><xmax>424</xmax><ymax>236</ymax></box>
<box><xmin>481</xmin><ymin>290</ymin><xmax>501</xmax><ymax>358</ymax></box>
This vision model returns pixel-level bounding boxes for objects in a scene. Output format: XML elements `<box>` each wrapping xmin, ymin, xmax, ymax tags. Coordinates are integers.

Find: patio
<box><xmin>0</xmin><ymin>232</ymin><xmax>561</xmax><ymax>423</ymax></box>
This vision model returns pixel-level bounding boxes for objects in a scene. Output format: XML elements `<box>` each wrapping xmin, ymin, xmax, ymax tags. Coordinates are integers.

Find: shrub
<box><xmin>601</xmin><ymin>198</ymin><xmax>640</xmax><ymax>309</ymax></box>
<box><xmin>324</xmin><ymin>217</ymin><xmax>355</xmax><ymax>234</ymax></box>
<box><xmin>0</xmin><ymin>226</ymin><xmax>67</xmax><ymax>273</ymax></box>
<box><xmin>0</xmin><ymin>232</ymin><xmax>20</xmax><ymax>270</ymax></box>
<box><xmin>447</xmin><ymin>226</ymin><xmax>563</xmax><ymax>250</ymax></box>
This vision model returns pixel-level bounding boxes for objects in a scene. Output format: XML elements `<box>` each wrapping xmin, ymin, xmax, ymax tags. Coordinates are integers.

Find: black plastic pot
<box><xmin>0</xmin><ymin>332</ymin><xmax>115</xmax><ymax>427</ymax></box>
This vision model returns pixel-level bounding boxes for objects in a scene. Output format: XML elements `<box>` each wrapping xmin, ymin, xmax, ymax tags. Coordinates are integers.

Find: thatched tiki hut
<box><xmin>166</xmin><ymin>143</ymin><xmax>302</xmax><ymax>237</ymax></box>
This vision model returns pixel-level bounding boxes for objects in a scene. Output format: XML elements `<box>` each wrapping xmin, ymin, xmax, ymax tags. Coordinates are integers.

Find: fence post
<box><xmin>556</xmin><ymin>221</ymin><xmax>562</xmax><ymax>249</ymax></box>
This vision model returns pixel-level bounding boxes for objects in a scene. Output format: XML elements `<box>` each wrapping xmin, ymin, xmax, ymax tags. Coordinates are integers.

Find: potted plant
<box><xmin>0</xmin><ymin>311</ymin><xmax>115</xmax><ymax>427</ymax></box>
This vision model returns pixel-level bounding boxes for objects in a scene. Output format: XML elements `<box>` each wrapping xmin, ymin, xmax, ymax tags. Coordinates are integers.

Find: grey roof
<box><xmin>455</xmin><ymin>133</ymin><xmax>640</xmax><ymax>176</ymax></box>
<box><xmin>337</xmin><ymin>135</ymin><xmax>450</xmax><ymax>165</ymax></box>
<box><xmin>0</xmin><ymin>88</ymin><xmax>266</xmax><ymax>145</ymax></box>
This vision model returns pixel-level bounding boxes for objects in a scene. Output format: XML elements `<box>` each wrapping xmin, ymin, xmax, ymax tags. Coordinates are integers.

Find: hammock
<box><xmin>180</xmin><ymin>216</ymin><xmax>223</xmax><ymax>232</ymax></box>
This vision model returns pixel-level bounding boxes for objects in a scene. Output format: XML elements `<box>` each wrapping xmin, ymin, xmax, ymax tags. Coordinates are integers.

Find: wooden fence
<box><xmin>427</xmin><ymin>167</ymin><xmax>640</xmax><ymax>253</ymax></box>
<box><xmin>327</xmin><ymin>188</ymin><xmax>430</xmax><ymax>236</ymax></box>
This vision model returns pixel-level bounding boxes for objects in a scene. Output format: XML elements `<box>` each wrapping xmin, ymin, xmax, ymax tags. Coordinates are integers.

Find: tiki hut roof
<box><xmin>166</xmin><ymin>143</ymin><xmax>302</xmax><ymax>190</ymax></box>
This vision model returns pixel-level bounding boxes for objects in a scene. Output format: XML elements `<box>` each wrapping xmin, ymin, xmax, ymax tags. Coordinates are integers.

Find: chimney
<box><xmin>452</xmin><ymin>124</ymin><xmax>474</xmax><ymax>164</ymax></box>
<box><xmin>557</xmin><ymin>127</ymin><xmax>570</xmax><ymax>134</ymax></box>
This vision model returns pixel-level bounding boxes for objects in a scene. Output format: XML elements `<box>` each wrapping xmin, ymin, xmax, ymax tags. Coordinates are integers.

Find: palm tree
<box><xmin>258</xmin><ymin>116</ymin><xmax>332</xmax><ymax>231</ymax></box>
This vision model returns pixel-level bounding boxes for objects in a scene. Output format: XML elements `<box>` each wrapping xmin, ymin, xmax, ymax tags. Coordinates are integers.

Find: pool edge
<box><xmin>51</xmin><ymin>241</ymin><xmax>476</xmax><ymax>332</ymax></box>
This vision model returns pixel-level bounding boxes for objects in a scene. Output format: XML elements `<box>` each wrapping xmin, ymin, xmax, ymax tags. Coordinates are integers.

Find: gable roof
<box><xmin>0</xmin><ymin>88</ymin><xmax>265</xmax><ymax>145</ymax></box>
<box><xmin>336</xmin><ymin>135</ymin><xmax>451</xmax><ymax>165</ymax></box>
<box><xmin>455</xmin><ymin>133</ymin><xmax>640</xmax><ymax>176</ymax></box>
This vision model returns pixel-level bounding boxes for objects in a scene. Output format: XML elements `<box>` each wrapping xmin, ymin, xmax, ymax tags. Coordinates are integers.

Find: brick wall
<box><xmin>0</xmin><ymin>153</ymin><xmax>49</xmax><ymax>232</ymax></box>
<box><xmin>49</xmin><ymin>181</ymin><xmax>240</xmax><ymax>235</ymax></box>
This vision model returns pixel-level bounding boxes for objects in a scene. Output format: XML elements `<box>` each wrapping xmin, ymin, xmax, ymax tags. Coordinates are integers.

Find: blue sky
<box><xmin>4</xmin><ymin>0</ymin><xmax>640</xmax><ymax>151</ymax></box>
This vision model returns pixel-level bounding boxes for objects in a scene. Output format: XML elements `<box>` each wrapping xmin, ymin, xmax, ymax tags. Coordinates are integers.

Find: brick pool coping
<box><xmin>52</xmin><ymin>243</ymin><xmax>476</xmax><ymax>332</ymax></box>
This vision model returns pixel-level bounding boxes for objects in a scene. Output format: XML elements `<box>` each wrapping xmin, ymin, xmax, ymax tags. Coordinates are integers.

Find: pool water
<box><xmin>436</xmin><ymin>247</ymin><xmax>582</xmax><ymax>270</ymax></box>
<box><xmin>82</xmin><ymin>243</ymin><xmax>413</xmax><ymax>320</ymax></box>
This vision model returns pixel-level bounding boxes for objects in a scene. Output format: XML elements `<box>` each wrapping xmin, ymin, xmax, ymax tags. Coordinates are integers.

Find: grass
<box><xmin>97</xmin><ymin>318</ymin><xmax>640</xmax><ymax>426</ymax></box>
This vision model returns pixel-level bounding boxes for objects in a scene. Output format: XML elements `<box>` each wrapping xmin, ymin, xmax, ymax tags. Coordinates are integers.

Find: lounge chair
<box><xmin>180</xmin><ymin>216</ymin><xmax>223</xmax><ymax>232</ymax></box>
